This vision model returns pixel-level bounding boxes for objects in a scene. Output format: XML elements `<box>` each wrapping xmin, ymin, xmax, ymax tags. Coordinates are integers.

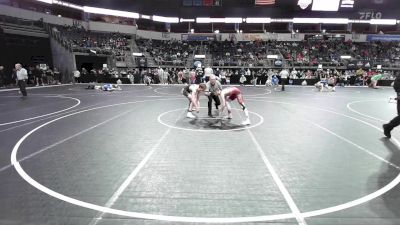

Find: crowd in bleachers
<box><xmin>2</xmin><ymin>62</ymin><xmax>395</xmax><ymax>89</ymax></box>
<box><xmin>136</xmin><ymin>39</ymin><xmax>198</xmax><ymax>66</ymax></box>
<box><xmin>280</xmin><ymin>40</ymin><xmax>348</xmax><ymax>67</ymax></box>
<box><xmin>68</xmin><ymin>64</ymin><xmax>396</xmax><ymax>88</ymax></box>
<box><xmin>132</xmin><ymin>38</ymin><xmax>400</xmax><ymax>69</ymax></box>
<box><xmin>279</xmin><ymin>39</ymin><xmax>400</xmax><ymax>68</ymax></box>
<box><xmin>51</xmin><ymin>25</ymin><xmax>131</xmax><ymax>57</ymax></box>
<box><xmin>45</xmin><ymin>22</ymin><xmax>400</xmax><ymax>70</ymax></box>
<box><xmin>209</xmin><ymin>40</ymin><xmax>270</xmax><ymax>67</ymax></box>
<box><xmin>351</xmin><ymin>41</ymin><xmax>400</xmax><ymax>67</ymax></box>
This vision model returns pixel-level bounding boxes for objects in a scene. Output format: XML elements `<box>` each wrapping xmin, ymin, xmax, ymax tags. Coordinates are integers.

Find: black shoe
<box><xmin>383</xmin><ymin>124</ymin><xmax>391</xmax><ymax>139</ymax></box>
<box><xmin>208</xmin><ymin>113</ymin><xmax>213</xmax><ymax>118</ymax></box>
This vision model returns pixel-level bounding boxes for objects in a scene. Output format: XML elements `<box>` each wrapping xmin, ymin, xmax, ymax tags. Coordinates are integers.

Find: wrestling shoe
<box><xmin>186</xmin><ymin>112</ymin><xmax>196</xmax><ymax>118</ymax></box>
<box><xmin>241</xmin><ymin>118</ymin><xmax>251</xmax><ymax>125</ymax></box>
<box><xmin>383</xmin><ymin>124</ymin><xmax>391</xmax><ymax>139</ymax></box>
<box><xmin>225</xmin><ymin>113</ymin><xmax>233</xmax><ymax>119</ymax></box>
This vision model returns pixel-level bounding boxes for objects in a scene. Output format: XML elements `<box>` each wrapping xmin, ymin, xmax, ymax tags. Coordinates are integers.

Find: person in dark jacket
<box><xmin>383</xmin><ymin>72</ymin><xmax>400</xmax><ymax>138</ymax></box>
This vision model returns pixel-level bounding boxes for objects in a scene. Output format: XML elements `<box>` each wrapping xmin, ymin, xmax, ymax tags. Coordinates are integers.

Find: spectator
<box><xmin>45</xmin><ymin>68</ymin><xmax>54</xmax><ymax>85</ymax></box>
<box><xmin>73</xmin><ymin>70</ymin><xmax>81</xmax><ymax>83</ymax></box>
<box><xmin>0</xmin><ymin>66</ymin><xmax>4</xmax><ymax>88</ymax></box>
<box><xmin>33</xmin><ymin>65</ymin><xmax>44</xmax><ymax>86</ymax></box>
<box><xmin>239</xmin><ymin>74</ymin><xmax>247</xmax><ymax>86</ymax></box>
<box><xmin>225</xmin><ymin>70</ymin><xmax>231</xmax><ymax>85</ymax></box>
<box><xmin>15</xmin><ymin>63</ymin><xmax>28</xmax><ymax>97</ymax></box>
<box><xmin>53</xmin><ymin>67</ymin><xmax>61</xmax><ymax>84</ymax></box>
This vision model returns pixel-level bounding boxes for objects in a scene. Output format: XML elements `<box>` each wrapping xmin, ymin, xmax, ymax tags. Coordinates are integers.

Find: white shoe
<box><xmin>227</xmin><ymin>113</ymin><xmax>233</xmax><ymax>119</ymax></box>
<box><xmin>241</xmin><ymin>118</ymin><xmax>251</xmax><ymax>125</ymax></box>
<box><xmin>186</xmin><ymin>112</ymin><xmax>195</xmax><ymax>118</ymax></box>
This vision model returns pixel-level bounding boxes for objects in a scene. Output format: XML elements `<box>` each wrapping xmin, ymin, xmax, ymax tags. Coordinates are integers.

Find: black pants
<box><xmin>221</xmin><ymin>78</ymin><xmax>226</xmax><ymax>85</ymax></box>
<box><xmin>18</xmin><ymin>80</ymin><xmax>27</xmax><ymax>96</ymax></box>
<box><xmin>387</xmin><ymin>97</ymin><xmax>400</xmax><ymax>130</ymax></box>
<box><xmin>281</xmin><ymin>78</ymin><xmax>287</xmax><ymax>91</ymax></box>
<box><xmin>260</xmin><ymin>76</ymin><xmax>267</xmax><ymax>85</ymax></box>
<box><xmin>208</xmin><ymin>93</ymin><xmax>220</xmax><ymax>115</ymax></box>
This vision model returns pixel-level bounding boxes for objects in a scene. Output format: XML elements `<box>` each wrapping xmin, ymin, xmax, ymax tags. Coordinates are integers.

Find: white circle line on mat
<box><xmin>157</xmin><ymin>107</ymin><xmax>264</xmax><ymax>132</ymax></box>
<box><xmin>346</xmin><ymin>99</ymin><xmax>388</xmax><ymax>122</ymax></box>
<box><xmin>10</xmin><ymin>98</ymin><xmax>400</xmax><ymax>223</ymax></box>
<box><xmin>0</xmin><ymin>96</ymin><xmax>81</xmax><ymax>126</ymax></box>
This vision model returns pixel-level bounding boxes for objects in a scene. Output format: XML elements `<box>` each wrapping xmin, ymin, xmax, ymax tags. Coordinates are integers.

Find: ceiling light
<box><xmin>246</xmin><ymin>18</ymin><xmax>271</xmax><ymax>23</ymax></box>
<box><xmin>83</xmin><ymin>6</ymin><xmax>139</xmax><ymax>19</ymax></box>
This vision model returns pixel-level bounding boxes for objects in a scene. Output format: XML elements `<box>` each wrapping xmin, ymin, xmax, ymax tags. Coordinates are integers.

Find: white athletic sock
<box><xmin>226</xmin><ymin>103</ymin><xmax>232</xmax><ymax>116</ymax></box>
<box><xmin>244</xmin><ymin>108</ymin><xmax>249</xmax><ymax>119</ymax></box>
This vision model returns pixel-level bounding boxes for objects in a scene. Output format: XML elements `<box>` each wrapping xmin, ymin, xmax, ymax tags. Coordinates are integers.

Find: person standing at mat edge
<box><xmin>383</xmin><ymin>72</ymin><xmax>400</xmax><ymax>138</ymax></box>
<box><xmin>15</xmin><ymin>63</ymin><xmax>28</xmax><ymax>97</ymax></box>
<box><xmin>279</xmin><ymin>68</ymin><xmax>289</xmax><ymax>91</ymax></box>
<box><xmin>205</xmin><ymin>75</ymin><xmax>222</xmax><ymax>117</ymax></box>
<box><xmin>0</xmin><ymin>65</ymin><xmax>5</xmax><ymax>88</ymax></box>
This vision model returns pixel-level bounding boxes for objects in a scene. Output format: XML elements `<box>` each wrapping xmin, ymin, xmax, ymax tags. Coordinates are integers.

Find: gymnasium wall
<box><xmin>50</xmin><ymin>37</ymin><xmax>75</xmax><ymax>82</ymax></box>
<box><xmin>2</xmin><ymin>33</ymin><xmax>53</xmax><ymax>80</ymax></box>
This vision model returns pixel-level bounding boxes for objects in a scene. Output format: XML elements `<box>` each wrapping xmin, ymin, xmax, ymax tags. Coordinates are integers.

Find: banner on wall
<box><xmin>240</xmin><ymin>33</ymin><xmax>280</xmax><ymax>41</ymax></box>
<box><xmin>243</xmin><ymin>34</ymin><xmax>263</xmax><ymax>41</ymax></box>
<box><xmin>228</xmin><ymin>33</ymin><xmax>237</xmax><ymax>43</ymax></box>
<box><xmin>367</xmin><ymin>35</ymin><xmax>400</xmax><ymax>42</ymax></box>
<box><xmin>181</xmin><ymin>34</ymin><xmax>216</xmax><ymax>41</ymax></box>
<box><xmin>352</xmin><ymin>33</ymin><xmax>360</xmax><ymax>40</ymax></box>
<box><xmin>291</xmin><ymin>33</ymin><xmax>299</xmax><ymax>39</ymax></box>
<box><xmin>267</xmin><ymin>33</ymin><xmax>278</xmax><ymax>40</ymax></box>
<box><xmin>193</xmin><ymin>0</ymin><xmax>202</xmax><ymax>6</ymax></box>
<box><xmin>162</xmin><ymin>32</ymin><xmax>170</xmax><ymax>39</ymax></box>
<box><xmin>183</xmin><ymin>0</ymin><xmax>222</xmax><ymax>6</ymax></box>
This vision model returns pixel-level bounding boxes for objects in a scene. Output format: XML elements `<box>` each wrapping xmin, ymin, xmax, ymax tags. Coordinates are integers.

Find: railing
<box><xmin>0</xmin><ymin>14</ymin><xmax>44</xmax><ymax>28</ymax></box>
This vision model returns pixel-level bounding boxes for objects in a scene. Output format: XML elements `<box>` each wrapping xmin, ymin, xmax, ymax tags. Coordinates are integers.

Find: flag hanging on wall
<box><xmin>203</xmin><ymin>0</ymin><xmax>213</xmax><ymax>6</ymax></box>
<box><xmin>255</xmin><ymin>0</ymin><xmax>275</xmax><ymax>5</ymax></box>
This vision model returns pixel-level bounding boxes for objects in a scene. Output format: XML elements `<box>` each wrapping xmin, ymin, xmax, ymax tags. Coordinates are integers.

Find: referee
<box><xmin>279</xmin><ymin>68</ymin><xmax>289</xmax><ymax>91</ymax></box>
<box><xmin>205</xmin><ymin>75</ymin><xmax>222</xmax><ymax>117</ymax></box>
<box><xmin>15</xmin><ymin>63</ymin><xmax>28</xmax><ymax>97</ymax></box>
